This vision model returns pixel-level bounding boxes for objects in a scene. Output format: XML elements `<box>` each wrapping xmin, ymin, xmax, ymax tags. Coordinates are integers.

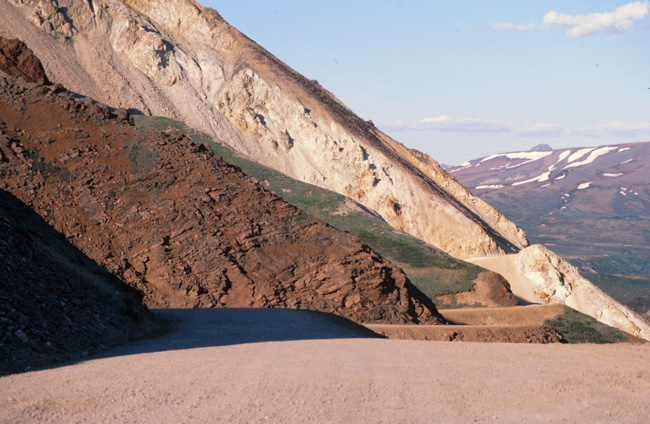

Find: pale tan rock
<box><xmin>469</xmin><ymin>245</ymin><xmax>650</xmax><ymax>341</ymax></box>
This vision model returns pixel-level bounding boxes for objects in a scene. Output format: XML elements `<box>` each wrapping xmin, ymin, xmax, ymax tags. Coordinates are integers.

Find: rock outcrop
<box><xmin>469</xmin><ymin>245</ymin><xmax>650</xmax><ymax>341</ymax></box>
<box><xmin>0</xmin><ymin>36</ymin><xmax>49</xmax><ymax>83</ymax></box>
<box><xmin>0</xmin><ymin>71</ymin><xmax>443</xmax><ymax>325</ymax></box>
<box><xmin>435</xmin><ymin>271</ymin><xmax>518</xmax><ymax>309</ymax></box>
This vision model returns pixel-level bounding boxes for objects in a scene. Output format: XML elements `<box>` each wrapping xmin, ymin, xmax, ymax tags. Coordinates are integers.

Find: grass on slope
<box><xmin>133</xmin><ymin>115</ymin><xmax>481</xmax><ymax>304</ymax></box>
<box><xmin>544</xmin><ymin>307</ymin><xmax>630</xmax><ymax>344</ymax></box>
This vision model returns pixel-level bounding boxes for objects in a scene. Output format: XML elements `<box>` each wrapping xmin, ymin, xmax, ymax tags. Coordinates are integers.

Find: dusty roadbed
<box><xmin>1</xmin><ymin>308</ymin><xmax>649</xmax><ymax>423</ymax></box>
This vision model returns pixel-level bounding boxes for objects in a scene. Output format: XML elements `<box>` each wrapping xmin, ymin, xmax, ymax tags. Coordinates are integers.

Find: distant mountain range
<box><xmin>449</xmin><ymin>142</ymin><xmax>650</xmax><ymax>275</ymax></box>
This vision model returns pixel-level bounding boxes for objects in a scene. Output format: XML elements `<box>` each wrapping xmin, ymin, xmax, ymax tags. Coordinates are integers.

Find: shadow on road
<box><xmin>91</xmin><ymin>308</ymin><xmax>382</xmax><ymax>360</ymax></box>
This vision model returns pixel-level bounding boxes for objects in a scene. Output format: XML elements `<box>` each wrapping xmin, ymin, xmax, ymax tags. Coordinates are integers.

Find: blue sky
<box><xmin>200</xmin><ymin>1</ymin><xmax>650</xmax><ymax>165</ymax></box>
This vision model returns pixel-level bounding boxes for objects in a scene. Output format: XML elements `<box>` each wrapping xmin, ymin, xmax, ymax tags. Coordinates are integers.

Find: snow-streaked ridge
<box><xmin>564</xmin><ymin>147</ymin><xmax>616</xmax><ymax>169</ymax></box>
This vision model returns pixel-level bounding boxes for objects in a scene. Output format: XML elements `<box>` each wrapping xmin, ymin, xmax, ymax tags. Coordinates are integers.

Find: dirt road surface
<box><xmin>1</xmin><ymin>309</ymin><xmax>648</xmax><ymax>423</ymax></box>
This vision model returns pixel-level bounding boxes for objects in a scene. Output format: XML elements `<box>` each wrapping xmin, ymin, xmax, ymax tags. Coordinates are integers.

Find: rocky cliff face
<box><xmin>0</xmin><ymin>0</ymin><xmax>527</xmax><ymax>259</ymax></box>
<box><xmin>0</xmin><ymin>71</ymin><xmax>443</xmax><ymax>325</ymax></box>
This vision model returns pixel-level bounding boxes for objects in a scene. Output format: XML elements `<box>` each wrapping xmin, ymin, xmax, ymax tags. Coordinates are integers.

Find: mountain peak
<box><xmin>529</xmin><ymin>143</ymin><xmax>553</xmax><ymax>152</ymax></box>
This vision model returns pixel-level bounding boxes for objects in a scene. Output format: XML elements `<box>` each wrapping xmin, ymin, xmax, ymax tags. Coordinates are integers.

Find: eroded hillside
<box><xmin>0</xmin><ymin>71</ymin><xmax>443</xmax><ymax>325</ymax></box>
<box><xmin>134</xmin><ymin>114</ymin><xmax>520</xmax><ymax>311</ymax></box>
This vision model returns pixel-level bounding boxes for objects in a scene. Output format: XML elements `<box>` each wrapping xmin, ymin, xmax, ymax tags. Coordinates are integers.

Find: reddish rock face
<box><xmin>0</xmin><ymin>37</ymin><xmax>50</xmax><ymax>84</ymax></box>
<box><xmin>0</xmin><ymin>72</ymin><xmax>444</xmax><ymax>326</ymax></box>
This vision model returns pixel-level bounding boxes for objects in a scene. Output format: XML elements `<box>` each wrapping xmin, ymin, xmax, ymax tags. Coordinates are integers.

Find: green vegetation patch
<box><xmin>121</xmin><ymin>138</ymin><xmax>158</xmax><ymax>173</ymax></box>
<box><xmin>32</xmin><ymin>160</ymin><xmax>73</xmax><ymax>182</ymax></box>
<box><xmin>133</xmin><ymin>115</ymin><xmax>484</xmax><ymax>302</ymax></box>
<box><xmin>544</xmin><ymin>307</ymin><xmax>628</xmax><ymax>344</ymax></box>
<box><xmin>132</xmin><ymin>115</ymin><xmax>180</xmax><ymax>131</ymax></box>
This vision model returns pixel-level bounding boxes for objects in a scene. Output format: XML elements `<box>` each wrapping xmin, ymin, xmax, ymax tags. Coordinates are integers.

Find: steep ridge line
<box><xmin>133</xmin><ymin>114</ymin><xmax>521</xmax><ymax>311</ymax></box>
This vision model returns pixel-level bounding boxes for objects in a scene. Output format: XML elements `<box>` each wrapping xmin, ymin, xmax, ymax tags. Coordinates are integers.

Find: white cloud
<box><xmin>492</xmin><ymin>22</ymin><xmax>539</xmax><ymax>31</ymax></box>
<box><xmin>543</xmin><ymin>1</ymin><xmax>649</xmax><ymax>37</ymax></box>
<box><xmin>455</xmin><ymin>23</ymin><xmax>474</xmax><ymax>31</ymax></box>
<box><xmin>381</xmin><ymin>115</ymin><xmax>650</xmax><ymax>139</ymax></box>
<box><xmin>491</xmin><ymin>2</ymin><xmax>649</xmax><ymax>37</ymax></box>
<box><xmin>414</xmin><ymin>115</ymin><xmax>510</xmax><ymax>134</ymax></box>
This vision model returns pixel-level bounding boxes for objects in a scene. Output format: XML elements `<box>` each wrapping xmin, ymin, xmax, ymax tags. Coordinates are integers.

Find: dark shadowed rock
<box><xmin>0</xmin><ymin>190</ymin><xmax>156</xmax><ymax>376</ymax></box>
<box><xmin>0</xmin><ymin>37</ymin><xmax>49</xmax><ymax>84</ymax></box>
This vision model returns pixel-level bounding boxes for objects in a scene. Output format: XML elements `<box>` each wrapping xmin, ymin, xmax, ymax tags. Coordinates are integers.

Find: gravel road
<box><xmin>1</xmin><ymin>309</ymin><xmax>648</xmax><ymax>423</ymax></box>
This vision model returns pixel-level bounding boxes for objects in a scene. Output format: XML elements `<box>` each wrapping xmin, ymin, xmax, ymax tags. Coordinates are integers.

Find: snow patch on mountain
<box><xmin>512</xmin><ymin>171</ymin><xmax>551</xmax><ymax>186</ymax></box>
<box><xmin>481</xmin><ymin>151</ymin><xmax>552</xmax><ymax>163</ymax></box>
<box><xmin>564</xmin><ymin>147</ymin><xmax>616</xmax><ymax>169</ymax></box>
<box><xmin>567</xmin><ymin>148</ymin><xmax>595</xmax><ymax>163</ymax></box>
<box><xmin>475</xmin><ymin>184</ymin><xmax>504</xmax><ymax>189</ymax></box>
<box><xmin>577</xmin><ymin>182</ymin><xmax>592</xmax><ymax>190</ymax></box>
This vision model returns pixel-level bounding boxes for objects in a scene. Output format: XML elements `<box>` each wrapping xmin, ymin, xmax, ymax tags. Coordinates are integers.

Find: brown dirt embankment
<box><xmin>439</xmin><ymin>304</ymin><xmax>566</xmax><ymax>326</ymax></box>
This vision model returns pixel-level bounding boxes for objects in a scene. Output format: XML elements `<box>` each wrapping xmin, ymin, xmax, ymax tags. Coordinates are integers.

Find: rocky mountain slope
<box><xmin>0</xmin><ymin>70</ymin><xmax>444</xmax><ymax>325</ymax></box>
<box><xmin>1</xmin><ymin>1</ymin><xmax>647</xmax><ymax>339</ymax></box>
<box><xmin>449</xmin><ymin>142</ymin><xmax>650</xmax><ymax>275</ymax></box>
<box><xmin>0</xmin><ymin>0</ymin><xmax>527</xmax><ymax>259</ymax></box>
<box><xmin>137</xmin><ymin>115</ymin><xmax>519</xmax><ymax>311</ymax></box>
